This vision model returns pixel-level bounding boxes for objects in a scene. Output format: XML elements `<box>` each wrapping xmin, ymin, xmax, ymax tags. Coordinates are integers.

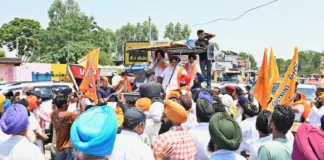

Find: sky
<box><xmin>1</xmin><ymin>0</ymin><xmax>324</xmax><ymax>64</ymax></box>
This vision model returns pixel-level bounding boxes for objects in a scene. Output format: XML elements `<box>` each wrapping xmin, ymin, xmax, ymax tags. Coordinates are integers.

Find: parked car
<box><xmin>296</xmin><ymin>84</ymin><xmax>316</xmax><ymax>101</ymax></box>
<box><xmin>0</xmin><ymin>81</ymin><xmax>75</xmax><ymax>128</ymax></box>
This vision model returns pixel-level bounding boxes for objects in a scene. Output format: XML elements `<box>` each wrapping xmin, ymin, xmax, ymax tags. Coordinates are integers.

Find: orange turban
<box><xmin>26</xmin><ymin>95</ymin><xmax>37</xmax><ymax>110</ymax></box>
<box><xmin>164</xmin><ymin>100</ymin><xmax>188</xmax><ymax>124</ymax></box>
<box><xmin>135</xmin><ymin>98</ymin><xmax>152</xmax><ymax>112</ymax></box>
<box><xmin>168</xmin><ymin>90</ymin><xmax>181</xmax><ymax>99</ymax></box>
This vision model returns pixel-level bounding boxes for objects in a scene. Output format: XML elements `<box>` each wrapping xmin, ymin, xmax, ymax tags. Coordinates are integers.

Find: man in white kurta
<box><xmin>184</xmin><ymin>54</ymin><xmax>202</xmax><ymax>87</ymax></box>
<box><xmin>0</xmin><ymin>104</ymin><xmax>43</xmax><ymax>160</ymax></box>
<box><xmin>159</xmin><ymin>56</ymin><xmax>187</xmax><ymax>90</ymax></box>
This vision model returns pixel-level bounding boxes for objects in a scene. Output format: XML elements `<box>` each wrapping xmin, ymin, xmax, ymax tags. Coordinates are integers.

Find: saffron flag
<box><xmin>79</xmin><ymin>48</ymin><xmax>100</xmax><ymax>104</ymax></box>
<box><xmin>254</xmin><ymin>49</ymin><xmax>269</xmax><ymax>111</ymax></box>
<box><xmin>267</xmin><ymin>48</ymin><xmax>280</xmax><ymax>98</ymax></box>
<box><xmin>77</xmin><ymin>55</ymin><xmax>87</xmax><ymax>68</ymax></box>
<box><xmin>268</xmin><ymin>47</ymin><xmax>299</xmax><ymax>110</ymax></box>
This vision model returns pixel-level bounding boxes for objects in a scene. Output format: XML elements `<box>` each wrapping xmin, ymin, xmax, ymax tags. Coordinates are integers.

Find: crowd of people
<box><xmin>0</xmin><ymin>29</ymin><xmax>324</xmax><ymax>160</ymax></box>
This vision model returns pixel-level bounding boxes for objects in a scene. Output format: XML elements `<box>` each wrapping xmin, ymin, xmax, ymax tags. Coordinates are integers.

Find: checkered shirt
<box><xmin>153</xmin><ymin>126</ymin><xmax>197</xmax><ymax>160</ymax></box>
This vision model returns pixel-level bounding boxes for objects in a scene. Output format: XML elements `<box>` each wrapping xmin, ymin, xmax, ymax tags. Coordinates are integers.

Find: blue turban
<box><xmin>199</xmin><ymin>91</ymin><xmax>213</xmax><ymax>104</ymax></box>
<box><xmin>71</xmin><ymin>106</ymin><xmax>118</xmax><ymax>156</ymax></box>
<box><xmin>170</xmin><ymin>56</ymin><xmax>180</xmax><ymax>63</ymax></box>
<box><xmin>238</xmin><ymin>96</ymin><xmax>249</xmax><ymax>107</ymax></box>
<box><xmin>0</xmin><ymin>104</ymin><xmax>29</xmax><ymax>135</ymax></box>
<box><xmin>196</xmin><ymin>72</ymin><xmax>205</xmax><ymax>83</ymax></box>
<box><xmin>60</xmin><ymin>88</ymin><xmax>72</xmax><ymax>97</ymax></box>
<box><xmin>3</xmin><ymin>99</ymin><xmax>11</xmax><ymax>112</ymax></box>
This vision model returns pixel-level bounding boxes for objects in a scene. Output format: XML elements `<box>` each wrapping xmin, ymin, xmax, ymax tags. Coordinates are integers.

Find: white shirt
<box><xmin>67</xmin><ymin>103</ymin><xmax>78</xmax><ymax>113</ymax></box>
<box><xmin>160</xmin><ymin>65</ymin><xmax>187</xmax><ymax>90</ymax></box>
<box><xmin>0</xmin><ymin>135</ymin><xmax>44</xmax><ymax>160</ymax></box>
<box><xmin>144</xmin><ymin>119</ymin><xmax>162</xmax><ymax>144</ymax></box>
<box><xmin>182</xmin><ymin>111</ymin><xmax>198</xmax><ymax>131</ymax></box>
<box><xmin>153</xmin><ymin>60</ymin><xmax>166</xmax><ymax>81</ymax></box>
<box><xmin>185</xmin><ymin>62</ymin><xmax>202</xmax><ymax>87</ymax></box>
<box><xmin>238</xmin><ymin>116</ymin><xmax>259</xmax><ymax>153</ymax></box>
<box><xmin>188</xmin><ymin>123</ymin><xmax>211</xmax><ymax>160</ymax></box>
<box><xmin>110</xmin><ymin>130</ymin><xmax>155</xmax><ymax>160</ymax></box>
<box><xmin>307</xmin><ymin>106</ymin><xmax>324</xmax><ymax>125</ymax></box>
<box><xmin>293</xmin><ymin>104</ymin><xmax>304</xmax><ymax>122</ymax></box>
<box><xmin>0</xmin><ymin>129</ymin><xmax>11</xmax><ymax>142</ymax></box>
<box><xmin>77</xmin><ymin>98</ymin><xmax>92</xmax><ymax>113</ymax></box>
<box><xmin>250</xmin><ymin>135</ymin><xmax>272</xmax><ymax>160</ymax></box>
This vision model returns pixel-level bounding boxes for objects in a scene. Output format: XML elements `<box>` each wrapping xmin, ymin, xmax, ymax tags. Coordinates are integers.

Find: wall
<box><xmin>0</xmin><ymin>64</ymin><xmax>15</xmax><ymax>82</ymax></box>
<box><xmin>14</xmin><ymin>63</ymin><xmax>52</xmax><ymax>82</ymax></box>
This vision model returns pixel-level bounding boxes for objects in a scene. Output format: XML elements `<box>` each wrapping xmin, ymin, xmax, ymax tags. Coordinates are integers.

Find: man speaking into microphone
<box><xmin>195</xmin><ymin>30</ymin><xmax>216</xmax><ymax>88</ymax></box>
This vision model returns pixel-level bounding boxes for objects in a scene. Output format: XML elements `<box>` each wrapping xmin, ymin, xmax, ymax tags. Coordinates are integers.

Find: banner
<box><xmin>268</xmin><ymin>47</ymin><xmax>299</xmax><ymax>110</ymax></box>
<box><xmin>254</xmin><ymin>49</ymin><xmax>269</xmax><ymax>110</ymax></box>
<box><xmin>79</xmin><ymin>48</ymin><xmax>100</xmax><ymax>103</ymax></box>
<box><xmin>267</xmin><ymin>48</ymin><xmax>280</xmax><ymax>98</ymax></box>
<box><xmin>124</xmin><ymin>41</ymin><xmax>150</xmax><ymax>65</ymax></box>
<box><xmin>51</xmin><ymin>64</ymin><xmax>67</xmax><ymax>81</ymax></box>
<box><xmin>69</xmin><ymin>65</ymin><xmax>100</xmax><ymax>79</ymax></box>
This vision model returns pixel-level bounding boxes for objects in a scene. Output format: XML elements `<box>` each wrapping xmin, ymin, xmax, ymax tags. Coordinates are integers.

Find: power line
<box><xmin>191</xmin><ymin>0</ymin><xmax>279</xmax><ymax>26</ymax></box>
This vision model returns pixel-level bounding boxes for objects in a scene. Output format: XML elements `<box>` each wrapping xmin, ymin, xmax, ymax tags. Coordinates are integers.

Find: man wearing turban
<box><xmin>71</xmin><ymin>106</ymin><xmax>118</xmax><ymax>159</ymax></box>
<box><xmin>184</xmin><ymin>53</ymin><xmax>202</xmax><ymax>87</ymax></box>
<box><xmin>135</xmin><ymin>98</ymin><xmax>152</xmax><ymax>112</ymax></box>
<box><xmin>110</xmin><ymin>107</ymin><xmax>173</xmax><ymax>160</ymax></box>
<box><xmin>158</xmin><ymin>56</ymin><xmax>188</xmax><ymax>91</ymax></box>
<box><xmin>237</xmin><ymin>101</ymin><xmax>259</xmax><ymax>156</ymax></box>
<box><xmin>0</xmin><ymin>104</ymin><xmax>43</xmax><ymax>159</ymax></box>
<box><xmin>189</xmin><ymin>98</ymin><xmax>226</xmax><ymax>160</ymax></box>
<box><xmin>153</xmin><ymin>100</ymin><xmax>197</xmax><ymax>160</ymax></box>
<box><xmin>208</xmin><ymin>112</ymin><xmax>245</xmax><ymax>160</ymax></box>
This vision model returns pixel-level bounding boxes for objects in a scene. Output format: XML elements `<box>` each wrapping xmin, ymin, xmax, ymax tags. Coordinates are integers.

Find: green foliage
<box><xmin>164</xmin><ymin>22</ymin><xmax>191</xmax><ymax>40</ymax></box>
<box><xmin>238</xmin><ymin>52</ymin><xmax>257</xmax><ymax>70</ymax></box>
<box><xmin>29</xmin><ymin>0</ymin><xmax>114</xmax><ymax>65</ymax></box>
<box><xmin>212</xmin><ymin>42</ymin><xmax>220</xmax><ymax>51</ymax></box>
<box><xmin>275</xmin><ymin>50</ymin><xmax>324</xmax><ymax>76</ymax></box>
<box><xmin>0</xmin><ymin>18</ymin><xmax>41</xmax><ymax>58</ymax></box>
<box><xmin>0</xmin><ymin>49</ymin><xmax>5</xmax><ymax>57</ymax></box>
<box><xmin>114</xmin><ymin>21</ymin><xmax>159</xmax><ymax>57</ymax></box>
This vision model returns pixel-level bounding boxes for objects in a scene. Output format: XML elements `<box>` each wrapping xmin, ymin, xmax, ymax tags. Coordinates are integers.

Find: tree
<box><xmin>276</xmin><ymin>58</ymin><xmax>286</xmax><ymax>75</ymax></box>
<box><xmin>114</xmin><ymin>21</ymin><xmax>159</xmax><ymax>57</ymax></box>
<box><xmin>0</xmin><ymin>18</ymin><xmax>41</xmax><ymax>58</ymax></box>
<box><xmin>211</xmin><ymin>42</ymin><xmax>220</xmax><ymax>50</ymax></box>
<box><xmin>164</xmin><ymin>22</ymin><xmax>191</xmax><ymax>40</ymax></box>
<box><xmin>238</xmin><ymin>52</ymin><xmax>257</xmax><ymax>69</ymax></box>
<box><xmin>0</xmin><ymin>49</ymin><xmax>5</xmax><ymax>57</ymax></box>
<box><xmin>30</xmin><ymin>0</ymin><xmax>114</xmax><ymax>65</ymax></box>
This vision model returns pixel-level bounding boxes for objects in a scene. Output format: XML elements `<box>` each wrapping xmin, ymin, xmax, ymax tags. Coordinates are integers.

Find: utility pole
<box><xmin>66</xmin><ymin>42</ymin><xmax>71</xmax><ymax>82</ymax></box>
<box><xmin>148</xmin><ymin>16</ymin><xmax>152</xmax><ymax>45</ymax></box>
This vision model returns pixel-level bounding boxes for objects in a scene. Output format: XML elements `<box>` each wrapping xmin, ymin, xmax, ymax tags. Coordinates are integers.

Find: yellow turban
<box><xmin>164</xmin><ymin>100</ymin><xmax>188</xmax><ymax>124</ymax></box>
<box><xmin>135</xmin><ymin>98</ymin><xmax>152</xmax><ymax>112</ymax></box>
<box><xmin>0</xmin><ymin>94</ymin><xmax>5</xmax><ymax>112</ymax></box>
<box><xmin>168</xmin><ymin>90</ymin><xmax>181</xmax><ymax>99</ymax></box>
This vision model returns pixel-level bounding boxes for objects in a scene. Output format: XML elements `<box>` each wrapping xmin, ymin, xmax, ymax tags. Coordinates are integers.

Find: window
<box><xmin>34</xmin><ymin>86</ymin><xmax>52</xmax><ymax>99</ymax></box>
